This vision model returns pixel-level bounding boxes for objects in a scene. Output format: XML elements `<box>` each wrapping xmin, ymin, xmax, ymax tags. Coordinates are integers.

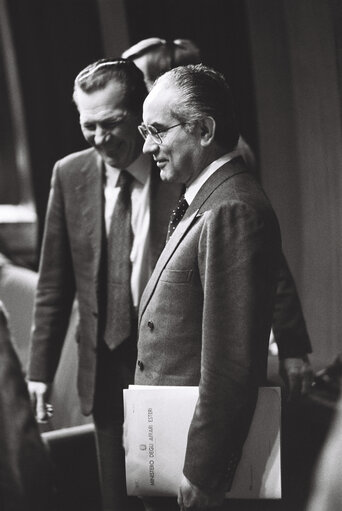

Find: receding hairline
<box><xmin>73</xmin><ymin>78</ymin><xmax>125</xmax><ymax>104</ymax></box>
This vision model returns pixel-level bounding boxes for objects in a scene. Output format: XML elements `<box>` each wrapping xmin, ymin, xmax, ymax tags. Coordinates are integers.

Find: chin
<box><xmin>160</xmin><ymin>169</ymin><xmax>175</xmax><ymax>182</ymax></box>
<box><xmin>104</xmin><ymin>156</ymin><xmax>121</xmax><ymax>167</ymax></box>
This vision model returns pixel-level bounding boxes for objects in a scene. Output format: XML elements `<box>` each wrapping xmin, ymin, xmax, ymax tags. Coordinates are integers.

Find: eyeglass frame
<box><xmin>138</xmin><ymin>122</ymin><xmax>186</xmax><ymax>145</ymax></box>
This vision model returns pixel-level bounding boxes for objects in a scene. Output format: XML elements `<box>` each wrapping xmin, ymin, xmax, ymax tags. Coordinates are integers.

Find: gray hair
<box><xmin>154</xmin><ymin>64</ymin><xmax>239</xmax><ymax>151</ymax></box>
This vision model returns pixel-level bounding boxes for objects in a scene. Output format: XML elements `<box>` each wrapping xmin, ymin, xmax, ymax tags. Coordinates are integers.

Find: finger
<box><xmin>36</xmin><ymin>392</ymin><xmax>48</xmax><ymax>423</ymax></box>
<box><xmin>177</xmin><ymin>488</ymin><xmax>184</xmax><ymax>509</ymax></box>
<box><xmin>301</xmin><ymin>371</ymin><xmax>314</xmax><ymax>395</ymax></box>
<box><xmin>46</xmin><ymin>403</ymin><xmax>54</xmax><ymax>418</ymax></box>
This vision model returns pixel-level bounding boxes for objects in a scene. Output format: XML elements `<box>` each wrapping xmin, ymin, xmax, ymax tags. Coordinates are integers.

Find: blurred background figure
<box><xmin>0</xmin><ymin>300</ymin><xmax>53</xmax><ymax>511</ymax></box>
<box><xmin>122</xmin><ymin>37</ymin><xmax>201</xmax><ymax>90</ymax></box>
<box><xmin>122</xmin><ymin>36</ymin><xmax>313</xmax><ymax>401</ymax></box>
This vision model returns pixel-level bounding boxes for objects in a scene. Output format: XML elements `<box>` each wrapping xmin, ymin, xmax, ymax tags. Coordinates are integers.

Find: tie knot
<box><xmin>116</xmin><ymin>170</ymin><xmax>133</xmax><ymax>190</ymax></box>
<box><xmin>177</xmin><ymin>195</ymin><xmax>188</xmax><ymax>214</ymax></box>
<box><xmin>166</xmin><ymin>194</ymin><xmax>189</xmax><ymax>242</ymax></box>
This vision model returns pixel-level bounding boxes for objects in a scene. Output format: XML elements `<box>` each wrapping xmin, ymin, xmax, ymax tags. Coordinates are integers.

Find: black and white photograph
<box><xmin>0</xmin><ymin>1</ymin><xmax>341</xmax><ymax>510</ymax></box>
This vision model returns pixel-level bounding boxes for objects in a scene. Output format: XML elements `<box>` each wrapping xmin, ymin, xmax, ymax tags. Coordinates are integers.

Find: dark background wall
<box><xmin>6</xmin><ymin>0</ymin><xmax>104</xmax><ymax>246</ymax></box>
<box><xmin>246</xmin><ymin>0</ymin><xmax>342</xmax><ymax>365</ymax></box>
<box><xmin>0</xmin><ymin>40</ymin><xmax>20</xmax><ymax>205</ymax></box>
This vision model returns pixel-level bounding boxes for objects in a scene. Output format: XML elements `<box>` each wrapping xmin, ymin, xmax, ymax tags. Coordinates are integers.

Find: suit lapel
<box><xmin>75</xmin><ymin>151</ymin><xmax>104</xmax><ymax>275</ymax></box>
<box><xmin>139</xmin><ymin>157</ymin><xmax>249</xmax><ymax>322</ymax></box>
<box><xmin>139</xmin><ymin>209</ymin><xmax>199</xmax><ymax>323</ymax></box>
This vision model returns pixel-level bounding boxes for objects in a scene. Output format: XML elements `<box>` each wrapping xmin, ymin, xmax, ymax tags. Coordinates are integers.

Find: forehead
<box><xmin>143</xmin><ymin>83</ymin><xmax>180</xmax><ymax>124</ymax></box>
<box><xmin>77</xmin><ymin>80</ymin><xmax>127</xmax><ymax>121</ymax></box>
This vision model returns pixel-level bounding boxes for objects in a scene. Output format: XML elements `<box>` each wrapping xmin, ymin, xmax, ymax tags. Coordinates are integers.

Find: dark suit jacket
<box><xmin>135</xmin><ymin>158</ymin><xmax>282</xmax><ymax>491</ymax></box>
<box><xmin>28</xmin><ymin>147</ymin><xmax>180</xmax><ymax>415</ymax></box>
<box><xmin>272</xmin><ymin>252</ymin><xmax>311</xmax><ymax>357</ymax></box>
<box><xmin>0</xmin><ymin>302</ymin><xmax>53</xmax><ymax>511</ymax></box>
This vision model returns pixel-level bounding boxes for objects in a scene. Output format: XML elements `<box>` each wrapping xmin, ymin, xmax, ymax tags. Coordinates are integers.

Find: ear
<box><xmin>199</xmin><ymin>116</ymin><xmax>216</xmax><ymax>146</ymax></box>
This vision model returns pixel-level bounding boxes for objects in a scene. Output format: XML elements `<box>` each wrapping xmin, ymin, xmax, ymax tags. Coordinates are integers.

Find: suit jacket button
<box><xmin>138</xmin><ymin>360</ymin><xmax>144</xmax><ymax>371</ymax></box>
<box><xmin>147</xmin><ymin>320</ymin><xmax>154</xmax><ymax>331</ymax></box>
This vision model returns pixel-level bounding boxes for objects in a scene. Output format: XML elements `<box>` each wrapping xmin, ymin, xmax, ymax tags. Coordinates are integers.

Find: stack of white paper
<box><xmin>123</xmin><ymin>385</ymin><xmax>281</xmax><ymax>499</ymax></box>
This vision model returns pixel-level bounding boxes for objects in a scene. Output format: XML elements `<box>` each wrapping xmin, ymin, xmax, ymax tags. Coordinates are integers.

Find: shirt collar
<box><xmin>185</xmin><ymin>151</ymin><xmax>237</xmax><ymax>205</ymax></box>
<box><xmin>104</xmin><ymin>152</ymin><xmax>150</xmax><ymax>186</ymax></box>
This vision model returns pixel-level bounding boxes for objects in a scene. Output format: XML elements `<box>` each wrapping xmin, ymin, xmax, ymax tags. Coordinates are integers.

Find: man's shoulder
<box><xmin>219</xmin><ymin>160</ymin><xmax>273</xmax><ymax>207</ymax></box>
<box><xmin>199</xmin><ymin>161</ymin><xmax>279</xmax><ymax>229</ymax></box>
<box><xmin>52</xmin><ymin>148</ymin><xmax>100</xmax><ymax>188</ymax></box>
<box><xmin>56</xmin><ymin>147</ymin><xmax>97</xmax><ymax>169</ymax></box>
<box><xmin>197</xmin><ymin>158</ymin><xmax>262</xmax><ymax>206</ymax></box>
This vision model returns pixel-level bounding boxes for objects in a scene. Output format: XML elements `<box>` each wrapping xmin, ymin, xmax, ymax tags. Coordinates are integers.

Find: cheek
<box><xmin>174</xmin><ymin>147</ymin><xmax>194</xmax><ymax>170</ymax></box>
<box><xmin>81</xmin><ymin>129</ymin><xmax>93</xmax><ymax>145</ymax></box>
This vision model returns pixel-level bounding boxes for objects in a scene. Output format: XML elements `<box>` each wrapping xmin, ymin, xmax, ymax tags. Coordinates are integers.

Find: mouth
<box><xmin>154</xmin><ymin>158</ymin><xmax>168</xmax><ymax>168</ymax></box>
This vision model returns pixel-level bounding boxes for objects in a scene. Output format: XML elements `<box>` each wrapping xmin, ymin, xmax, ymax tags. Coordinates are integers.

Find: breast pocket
<box><xmin>160</xmin><ymin>269</ymin><xmax>193</xmax><ymax>283</ymax></box>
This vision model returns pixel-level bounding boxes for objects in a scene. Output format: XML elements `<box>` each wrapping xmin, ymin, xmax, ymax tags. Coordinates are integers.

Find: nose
<box><xmin>143</xmin><ymin>135</ymin><xmax>159</xmax><ymax>154</ymax></box>
<box><xmin>94</xmin><ymin>127</ymin><xmax>110</xmax><ymax>146</ymax></box>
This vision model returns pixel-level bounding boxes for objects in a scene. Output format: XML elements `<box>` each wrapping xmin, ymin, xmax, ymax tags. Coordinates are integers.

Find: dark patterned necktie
<box><xmin>104</xmin><ymin>170</ymin><xmax>133</xmax><ymax>349</ymax></box>
<box><xmin>166</xmin><ymin>192</ymin><xmax>189</xmax><ymax>242</ymax></box>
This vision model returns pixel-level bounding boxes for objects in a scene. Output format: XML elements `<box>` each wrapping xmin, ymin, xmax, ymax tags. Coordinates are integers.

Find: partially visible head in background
<box><xmin>72</xmin><ymin>58</ymin><xmax>148</xmax><ymax>168</ymax></box>
<box><xmin>122</xmin><ymin>38</ymin><xmax>201</xmax><ymax>91</ymax></box>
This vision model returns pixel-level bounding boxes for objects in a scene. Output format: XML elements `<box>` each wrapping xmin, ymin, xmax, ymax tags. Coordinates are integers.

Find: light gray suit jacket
<box><xmin>135</xmin><ymin>157</ymin><xmax>282</xmax><ymax>491</ymax></box>
<box><xmin>28</xmin><ymin>147</ymin><xmax>180</xmax><ymax>415</ymax></box>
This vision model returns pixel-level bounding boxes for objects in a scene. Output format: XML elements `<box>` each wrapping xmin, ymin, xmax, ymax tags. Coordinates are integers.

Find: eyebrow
<box><xmin>149</xmin><ymin>122</ymin><xmax>167</xmax><ymax>130</ymax></box>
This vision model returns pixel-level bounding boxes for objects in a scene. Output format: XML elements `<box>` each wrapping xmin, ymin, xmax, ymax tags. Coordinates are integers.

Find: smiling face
<box><xmin>141</xmin><ymin>83</ymin><xmax>208</xmax><ymax>186</ymax></box>
<box><xmin>76</xmin><ymin>80</ymin><xmax>143</xmax><ymax>169</ymax></box>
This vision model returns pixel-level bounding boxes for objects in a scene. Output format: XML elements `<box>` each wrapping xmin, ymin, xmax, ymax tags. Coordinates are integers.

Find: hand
<box><xmin>279</xmin><ymin>355</ymin><xmax>313</xmax><ymax>401</ymax></box>
<box><xmin>27</xmin><ymin>380</ymin><xmax>53</xmax><ymax>423</ymax></box>
<box><xmin>177</xmin><ymin>474</ymin><xmax>225</xmax><ymax>510</ymax></box>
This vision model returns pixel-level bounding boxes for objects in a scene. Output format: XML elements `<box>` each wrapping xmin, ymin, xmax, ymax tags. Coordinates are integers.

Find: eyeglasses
<box><xmin>138</xmin><ymin>123</ymin><xmax>185</xmax><ymax>145</ymax></box>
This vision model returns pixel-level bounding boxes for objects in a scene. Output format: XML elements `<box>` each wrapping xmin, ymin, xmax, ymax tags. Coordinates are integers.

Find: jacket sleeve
<box><xmin>183</xmin><ymin>201</ymin><xmax>281</xmax><ymax>491</ymax></box>
<box><xmin>272</xmin><ymin>252</ymin><xmax>312</xmax><ymax>358</ymax></box>
<box><xmin>28</xmin><ymin>162</ymin><xmax>76</xmax><ymax>382</ymax></box>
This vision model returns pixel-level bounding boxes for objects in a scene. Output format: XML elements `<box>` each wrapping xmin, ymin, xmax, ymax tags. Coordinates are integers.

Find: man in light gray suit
<box><xmin>135</xmin><ymin>64</ymin><xmax>282</xmax><ymax>511</ymax></box>
<box><xmin>27</xmin><ymin>58</ymin><xmax>180</xmax><ymax>511</ymax></box>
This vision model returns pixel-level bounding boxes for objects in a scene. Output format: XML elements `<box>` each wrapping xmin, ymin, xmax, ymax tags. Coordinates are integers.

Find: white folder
<box><xmin>123</xmin><ymin>385</ymin><xmax>281</xmax><ymax>499</ymax></box>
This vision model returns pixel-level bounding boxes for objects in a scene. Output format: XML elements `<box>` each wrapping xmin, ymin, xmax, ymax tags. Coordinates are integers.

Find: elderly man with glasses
<box><xmin>134</xmin><ymin>64</ymin><xmax>282</xmax><ymax>511</ymax></box>
<box><xmin>123</xmin><ymin>36</ymin><xmax>313</xmax><ymax>404</ymax></box>
<box><xmin>27</xmin><ymin>58</ymin><xmax>181</xmax><ymax>511</ymax></box>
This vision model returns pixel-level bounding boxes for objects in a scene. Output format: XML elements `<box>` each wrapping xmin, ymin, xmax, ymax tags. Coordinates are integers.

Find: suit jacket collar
<box><xmin>186</xmin><ymin>156</ymin><xmax>247</xmax><ymax>216</ymax></box>
<box><xmin>76</xmin><ymin>150</ymin><xmax>104</xmax><ymax>276</ymax></box>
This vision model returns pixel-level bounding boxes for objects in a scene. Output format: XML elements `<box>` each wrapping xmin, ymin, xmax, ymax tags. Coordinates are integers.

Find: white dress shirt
<box><xmin>104</xmin><ymin>153</ymin><xmax>151</xmax><ymax>308</ymax></box>
<box><xmin>185</xmin><ymin>151</ymin><xmax>238</xmax><ymax>206</ymax></box>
